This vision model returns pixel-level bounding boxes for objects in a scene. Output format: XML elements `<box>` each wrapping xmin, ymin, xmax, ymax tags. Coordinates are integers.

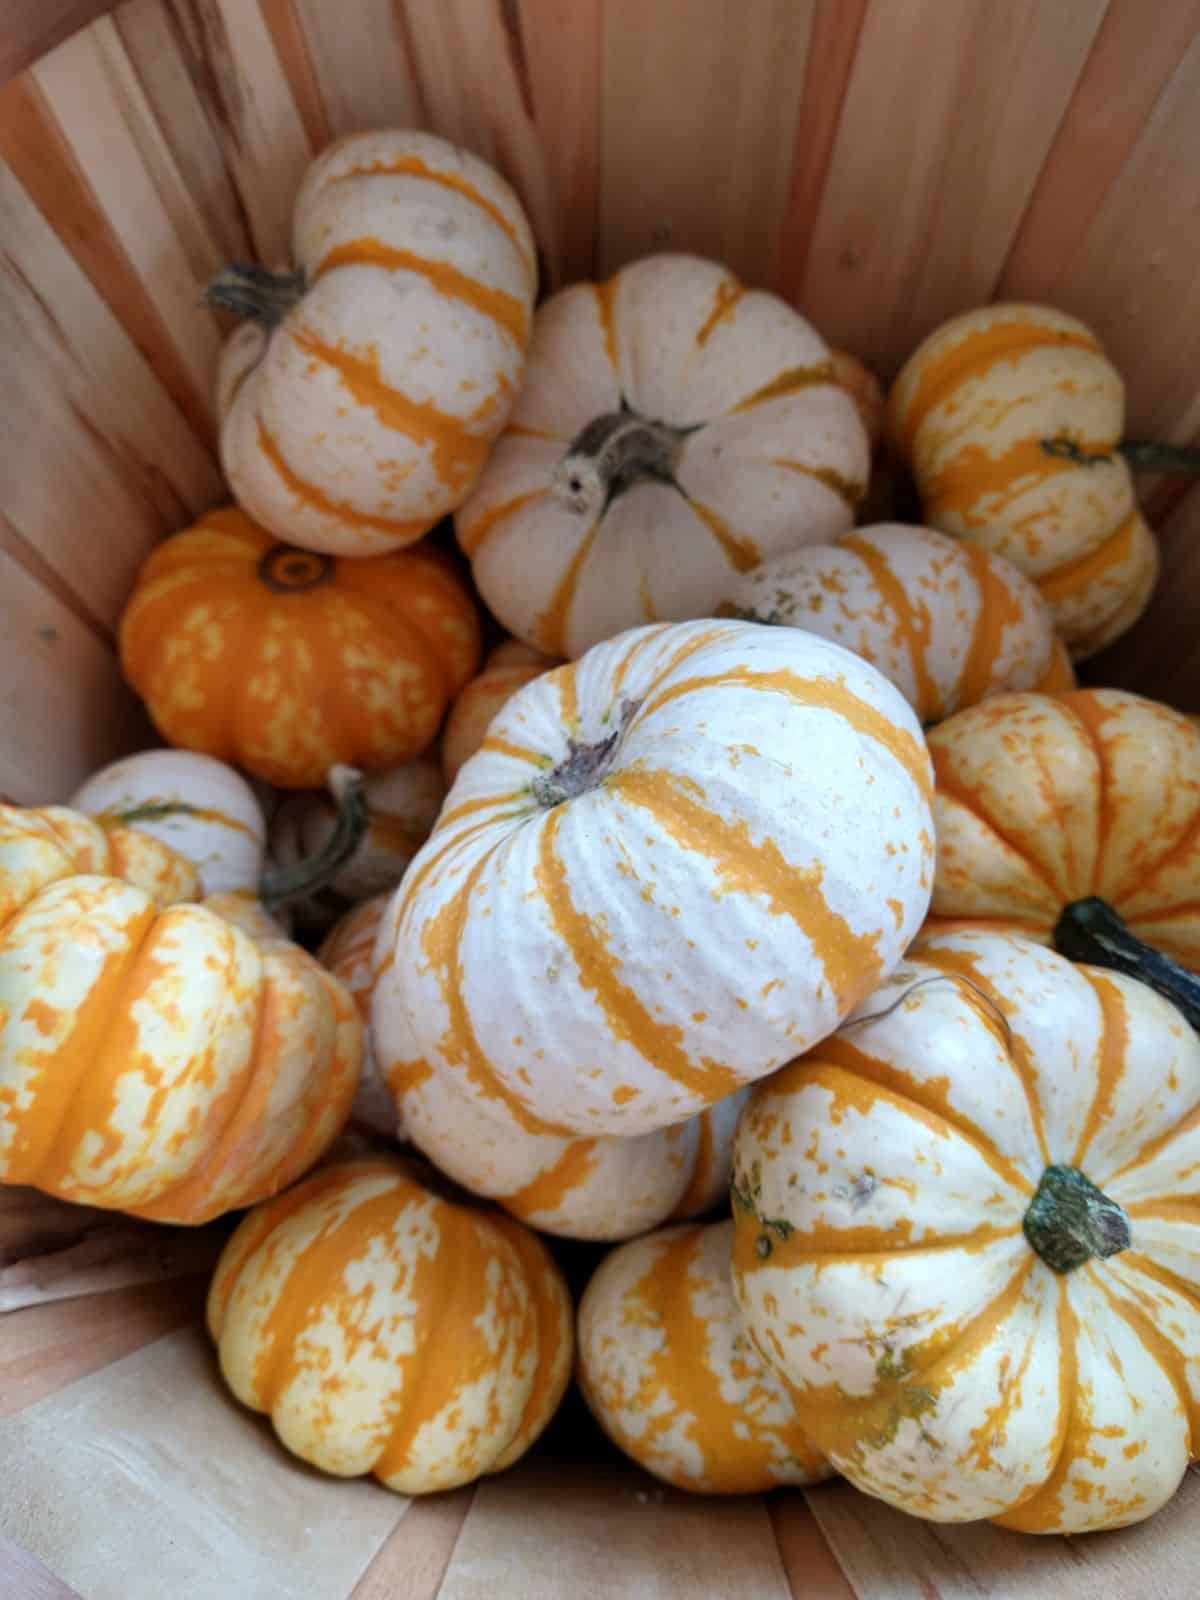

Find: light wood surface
<box><xmin>3</xmin><ymin>4</ymin><xmax>1200</xmax><ymax>1596</ymax></box>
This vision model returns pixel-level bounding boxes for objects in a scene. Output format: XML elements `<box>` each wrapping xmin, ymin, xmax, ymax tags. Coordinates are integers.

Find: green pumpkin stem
<box><xmin>205</xmin><ymin>263</ymin><xmax>307</xmax><ymax>327</ymax></box>
<box><xmin>1119</xmin><ymin>439</ymin><xmax>1200</xmax><ymax>474</ymax></box>
<box><xmin>1054</xmin><ymin>897</ymin><xmax>1200</xmax><ymax>1032</ymax></box>
<box><xmin>1023</xmin><ymin>1164</ymin><xmax>1131</xmax><ymax>1274</ymax></box>
<box><xmin>260</xmin><ymin>765</ymin><xmax>368</xmax><ymax>910</ymax></box>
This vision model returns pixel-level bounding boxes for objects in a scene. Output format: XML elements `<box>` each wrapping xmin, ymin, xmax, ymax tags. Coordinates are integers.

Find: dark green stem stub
<box><xmin>1023</xmin><ymin>1164</ymin><xmax>1131</xmax><ymax>1274</ymax></box>
<box><xmin>260</xmin><ymin>765</ymin><xmax>368</xmax><ymax>910</ymax></box>
<box><xmin>205</xmin><ymin>263</ymin><xmax>307</xmax><ymax>327</ymax></box>
<box><xmin>1054</xmin><ymin>896</ymin><xmax>1200</xmax><ymax>1033</ymax></box>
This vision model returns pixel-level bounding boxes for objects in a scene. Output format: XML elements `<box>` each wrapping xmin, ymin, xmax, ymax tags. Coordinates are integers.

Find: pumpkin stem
<box><xmin>552</xmin><ymin>409</ymin><xmax>685</xmax><ymax>518</ymax></box>
<box><xmin>531</xmin><ymin>697</ymin><xmax>641</xmax><ymax>807</ymax></box>
<box><xmin>205</xmin><ymin>263</ymin><xmax>307</xmax><ymax>327</ymax></box>
<box><xmin>1054</xmin><ymin>897</ymin><xmax>1200</xmax><ymax>1032</ymax></box>
<box><xmin>1023</xmin><ymin>1164</ymin><xmax>1131</xmax><ymax>1274</ymax></box>
<box><xmin>1119</xmin><ymin>439</ymin><xmax>1200</xmax><ymax>474</ymax></box>
<box><xmin>260</xmin><ymin>765</ymin><xmax>368</xmax><ymax>910</ymax></box>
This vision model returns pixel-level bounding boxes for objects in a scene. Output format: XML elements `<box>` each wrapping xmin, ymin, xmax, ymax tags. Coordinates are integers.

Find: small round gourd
<box><xmin>119</xmin><ymin>507</ymin><xmax>480</xmax><ymax>788</ymax></box>
<box><xmin>731</xmin><ymin>929</ymin><xmax>1200</xmax><ymax>1533</ymax></box>
<box><xmin>207</xmin><ymin>1158</ymin><xmax>573</xmax><ymax>1493</ymax></box>
<box><xmin>441</xmin><ymin>639</ymin><xmax>558</xmax><ymax>786</ymax></box>
<box><xmin>578</xmin><ymin>1220</ymin><xmax>828</xmax><ymax>1493</ymax></box>
<box><xmin>456</xmin><ymin>254</ymin><xmax>870</xmax><ymax>657</ymax></box>
<box><xmin>373</xmin><ymin>619</ymin><xmax>934</xmax><ymax>1139</ymax></box>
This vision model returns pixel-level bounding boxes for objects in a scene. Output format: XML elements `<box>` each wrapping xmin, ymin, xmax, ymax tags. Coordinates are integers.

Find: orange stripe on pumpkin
<box><xmin>732</xmin><ymin>362</ymin><xmax>835</xmax><ymax>412</ymax></box>
<box><xmin>502</xmin><ymin>1139</ymin><xmax>599</xmax><ymax>1221</ymax></box>
<box><xmin>1036</xmin><ymin>510</ymin><xmax>1141</xmax><ymax>602</ymax></box>
<box><xmin>694</xmin><ymin>277</ymin><xmax>744</xmax><ymax>346</ymax></box>
<box><xmin>954</xmin><ymin>544</ymin><xmax>1028</xmax><ymax>713</ymax></box>
<box><xmin>593</xmin><ymin>278</ymin><xmax>620</xmax><ymax>375</ymax></box>
<box><xmin>640</xmin><ymin>664</ymin><xmax>933</xmax><ymax>802</ymax></box>
<box><xmin>534</xmin><ymin>807</ymin><xmax>742</xmax><ymax>1102</ymax></box>
<box><xmin>686</xmin><ymin>499</ymin><xmax>761</xmax><ymax>573</ymax></box>
<box><xmin>537</xmin><ymin>524</ymin><xmax>600</xmax><ymax>656</ymax></box>
<box><xmin>609</xmin><ymin>768</ymin><xmax>885</xmax><ymax>1015</ymax></box>
<box><xmin>256</xmin><ymin>421</ymin><xmax>432</xmax><ymax>538</ymax></box>
<box><xmin>894</xmin><ymin>321</ymin><xmax>1101</xmax><ymax>457</ymax></box>
<box><xmin>669</xmin><ymin>1110</ymin><xmax>715</xmax><ymax>1220</ymax></box>
<box><xmin>312</xmin><ymin>236</ymin><xmax>530</xmax><ymax>346</ymax></box>
<box><xmin>330</xmin><ymin>156</ymin><xmax>535</xmax><ymax>274</ymax></box>
<box><xmin>769</xmin><ymin>458</ymin><xmax>863</xmax><ymax>510</ymax></box>
<box><xmin>458</xmin><ymin>489</ymin><xmax>547</xmax><ymax>558</ymax></box>
<box><xmin>840</xmin><ymin>533</ymin><xmax>941</xmax><ymax>721</ymax></box>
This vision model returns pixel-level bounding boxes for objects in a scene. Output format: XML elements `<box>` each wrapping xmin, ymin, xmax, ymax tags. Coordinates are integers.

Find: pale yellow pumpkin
<box><xmin>887</xmin><ymin>304</ymin><xmax>1158</xmax><ymax>658</ymax></box>
<box><xmin>213</xmin><ymin>129</ymin><xmax>537</xmax><ymax>556</ymax></box>
<box><xmin>317</xmin><ymin>895</ymin><xmax>398</xmax><ymax>1141</ymax></box>
<box><xmin>732</xmin><ymin>929</ymin><xmax>1200</xmax><ymax>1533</ymax></box>
<box><xmin>208</xmin><ymin>1158</ymin><xmax>573</xmax><ymax>1493</ymax></box>
<box><xmin>578</xmin><ymin>1220</ymin><xmax>829</xmax><ymax>1493</ymax></box>
<box><xmin>456</xmin><ymin>254</ymin><xmax>870</xmax><ymax>657</ymax></box>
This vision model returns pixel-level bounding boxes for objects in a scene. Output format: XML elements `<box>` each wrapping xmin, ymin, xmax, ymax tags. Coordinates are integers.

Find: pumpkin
<box><xmin>730</xmin><ymin>928</ymin><xmax>1200</xmax><ymax>1532</ymax></box>
<box><xmin>830</xmin><ymin>349</ymin><xmax>884</xmax><ymax>455</ymax></box>
<box><xmin>722</xmin><ymin>523</ymin><xmax>1073</xmax><ymax>726</ymax></box>
<box><xmin>270</xmin><ymin>756</ymin><xmax>444</xmax><ymax>931</ymax></box>
<box><xmin>207</xmin><ymin>1157</ymin><xmax>573</xmax><ymax>1493</ymax></box>
<box><xmin>70</xmin><ymin>749</ymin><xmax>267</xmax><ymax>897</ymax></box>
<box><xmin>372</xmin><ymin>618</ymin><xmax>934</xmax><ymax>1139</ymax></box>
<box><xmin>455</xmin><ymin>254</ymin><xmax>870</xmax><ymax>658</ymax></box>
<box><xmin>887</xmin><ymin>303</ymin><xmax>1159</xmax><ymax>659</ymax></box>
<box><xmin>119</xmin><ymin>507</ymin><xmax>480</xmax><ymax>789</ymax></box>
<box><xmin>442</xmin><ymin>639</ymin><xmax>559</xmax><ymax>786</ymax></box>
<box><xmin>318</xmin><ymin>895</ymin><xmax>399</xmax><ymax>1141</ymax></box>
<box><xmin>926</xmin><ymin>689</ymin><xmax>1200</xmax><ymax>986</ymax></box>
<box><xmin>392</xmin><ymin>1045</ymin><xmax>748</xmax><ymax>1241</ymax></box>
<box><xmin>0</xmin><ymin>846</ymin><xmax>361</xmax><ymax>1223</ymax></box>
<box><xmin>209</xmin><ymin>129</ymin><xmax>537</xmax><ymax>557</ymax></box>
<box><xmin>578</xmin><ymin>1219</ymin><xmax>829</xmax><ymax>1493</ymax></box>
<box><xmin>1</xmin><ymin>800</ymin><xmax>199</xmax><ymax>912</ymax></box>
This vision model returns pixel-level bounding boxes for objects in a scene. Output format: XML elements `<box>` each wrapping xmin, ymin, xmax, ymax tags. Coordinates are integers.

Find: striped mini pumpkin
<box><xmin>120</xmin><ymin>508</ymin><xmax>480</xmax><ymax>789</ymax></box>
<box><xmin>731</xmin><ymin>929</ymin><xmax>1200</xmax><ymax>1533</ymax></box>
<box><xmin>1</xmin><ymin>800</ymin><xmax>199</xmax><ymax>913</ymax></box>
<box><xmin>927</xmin><ymin>688</ymin><xmax>1200</xmax><ymax>969</ymax></box>
<box><xmin>207</xmin><ymin>1158</ymin><xmax>573</xmax><ymax>1494</ymax></box>
<box><xmin>373</xmin><ymin>619</ymin><xmax>934</xmax><ymax>1138</ymax></box>
<box><xmin>383</xmin><ymin>1021</ymin><xmax>748</xmax><ymax>1240</ymax></box>
<box><xmin>723</xmin><ymin>523</ymin><xmax>1073</xmax><ymax>725</ymax></box>
<box><xmin>579</xmin><ymin>1219</ymin><xmax>829</xmax><ymax>1493</ymax></box>
<box><xmin>887</xmin><ymin>304</ymin><xmax>1158</xmax><ymax>659</ymax></box>
<box><xmin>214</xmin><ymin>129</ymin><xmax>537</xmax><ymax>556</ymax></box>
<box><xmin>456</xmin><ymin>254</ymin><xmax>870</xmax><ymax>657</ymax></box>
<box><xmin>0</xmin><ymin>868</ymin><xmax>361</xmax><ymax>1224</ymax></box>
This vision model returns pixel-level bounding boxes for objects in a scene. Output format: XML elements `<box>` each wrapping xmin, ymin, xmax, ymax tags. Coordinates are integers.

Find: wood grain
<box><xmin>770</xmin><ymin>1491</ymin><xmax>856</xmax><ymax>1600</ymax></box>
<box><xmin>438</xmin><ymin>1458</ymin><xmax>794</xmax><ymax>1600</ymax></box>
<box><xmin>350</xmin><ymin>1488</ymin><xmax>476</xmax><ymax>1600</ymax></box>
<box><xmin>1</xmin><ymin>1</ymin><xmax>118</xmax><ymax>85</ymax></box>
<box><xmin>291</xmin><ymin>0</ymin><xmax>425</xmax><ymax>137</ymax></box>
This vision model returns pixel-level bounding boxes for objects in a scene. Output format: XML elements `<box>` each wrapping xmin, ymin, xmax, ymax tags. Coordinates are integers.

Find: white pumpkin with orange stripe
<box><xmin>212</xmin><ymin>129</ymin><xmax>537</xmax><ymax>557</ymax></box>
<box><xmin>0</xmin><ymin>802</ymin><xmax>361</xmax><ymax>1224</ymax></box>
<box><xmin>456</xmin><ymin>254</ymin><xmax>870</xmax><ymax>658</ymax></box>
<box><xmin>318</xmin><ymin>895</ymin><xmax>398</xmax><ymax>1141</ymax></box>
<box><xmin>390</xmin><ymin>1031</ymin><xmax>748</xmax><ymax>1240</ymax></box>
<box><xmin>731</xmin><ymin>928</ymin><xmax>1200</xmax><ymax>1533</ymax></box>
<box><xmin>888</xmin><ymin>304</ymin><xmax>1158</xmax><ymax>659</ymax></box>
<box><xmin>208</xmin><ymin>1157</ymin><xmax>573</xmax><ymax>1494</ymax></box>
<box><xmin>723</xmin><ymin>524</ymin><xmax>1073</xmax><ymax>725</ymax></box>
<box><xmin>373</xmin><ymin>619</ymin><xmax>934</xmax><ymax>1139</ymax></box>
<box><xmin>578</xmin><ymin>1219</ymin><xmax>829</xmax><ymax>1492</ymax></box>
<box><xmin>70</xmin><ymin>749</ymin><xmax>268</xmax><ymax>897</ymax></box>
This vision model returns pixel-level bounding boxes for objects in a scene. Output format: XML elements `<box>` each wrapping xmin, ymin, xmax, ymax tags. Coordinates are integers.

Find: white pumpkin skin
<box><xmin>70</xmin><ymin>750</ymin><xmax>267</xmax><ymax>897</ymax></box>
<box><xmin>270</xmin><ymin>756</ymin><xmax>445</xmax><ymax>908</ymax></box>
<box><xmin>456</xmin><ymin>254</ymin><xmax>870</xmax><ymax>657</ymax></box>
<box><xmin>723</xmin><ymin>524</ymin><xmax>1073</xmax><ymax>725</ymax></box>
<box><xmin>732</xmin><ymin>930</ymin><xmax>1200</xmax><ymax>1533</ymax></box>
<box><xmin>318</xmin><ymin>895</ymin><xmax>399</xmax><ymax>1142</ymax></box>
<box><xmin>578</xmin><ymin>1220</ymin><xmax>829</xmax><ymax>1493</ymax></box>
<box><xmin>217</xmin><ymin>129</ymin><xmax>537</xmax><ymax>557</ymax></box>
<box><xmin>373</xmin><ymin>619</ymin><xmax>934</xmax><ymax>1139</ymax></box>
<box><xmin>380</xmin><ymin>996</ymin><xmax>748</xmax><ymax>1238</ymax></box>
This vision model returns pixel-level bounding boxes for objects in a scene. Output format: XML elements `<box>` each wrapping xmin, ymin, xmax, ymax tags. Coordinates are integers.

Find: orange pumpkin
<box><xmin>441</xmin><ymin>638</ymin><xmax>559</xmax><ymax>786</ymax></box>
<box><xmin>119</xmin><ymin>507</ymin><xmax>480</xmax><ymax>788</ymax></box>
<box><xmin>0</xmin><ymin>805</ymin><xmax>361</xmax><ymax>1223</ymax></box>
<box><xmin>208</xmin><ymin>1157</ymin><xmax>573</xmax><ymax>1493</ymax></box>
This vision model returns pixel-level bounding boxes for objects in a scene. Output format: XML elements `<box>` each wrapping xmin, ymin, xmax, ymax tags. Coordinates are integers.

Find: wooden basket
<box><xmin>2</xmin><ymin>3</ymin><xmax>1199</xmax><ymax>1596</ymax></box>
